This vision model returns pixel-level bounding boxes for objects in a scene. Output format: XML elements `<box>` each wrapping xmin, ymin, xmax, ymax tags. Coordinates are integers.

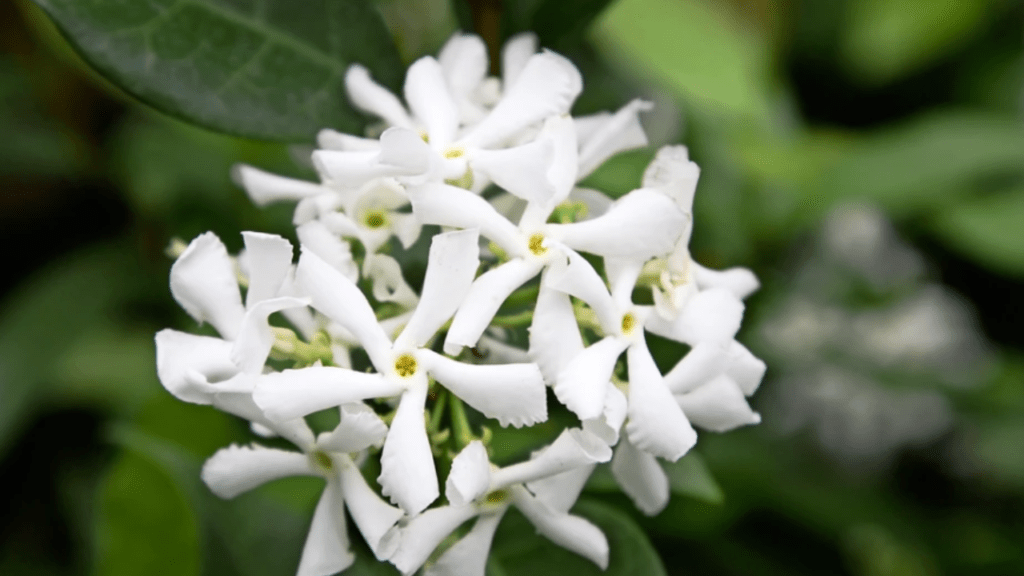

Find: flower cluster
<box><xmin>155</xmin><ymin>32</ymin><xmax>765</xmax><ymax>576</ymax></box>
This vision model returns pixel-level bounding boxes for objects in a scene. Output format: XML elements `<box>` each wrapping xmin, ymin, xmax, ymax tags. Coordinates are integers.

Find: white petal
<box><xmin>232</xmin><ymin>165</ymin><xmax>324</xmax><ymax>206</ymax></box>
<box><xmin>445</xmin><ymin>258</ymin><xmax>542</xmax><ymax>355</ymax></box>
<box><xmin>254</xmin><ymin>367</ymin><xmax>401</xmax><ymax>421</ymax></box>
<box><xmin>511</xmin><ymin>485</ymin><xmax>608</xmax><ymax>569</ymax></box>
<box><xmin>405</xmin><ymin>57</ymin><xmax>460</xmax><ymax>146</ymax></box>
<box><xmin>544</xmin><ymin>249</ymin><xmax>618</xmax><ymax>330</ymax></box>
<box><xmin>390</xmin><ymin>504</ymin><xmax>481</xmax><ymax>575</ymax></box>
<box><xmin>568</xmin><ymin>187</ymin><xmax>613</xmax><ymax>219</ymax></box>
<box><xmin>155</xmin><ymin>329</ymin><xmax>236</xmax><ymax>405</ymax></box>
<box><xmin>296</xmin><ymin>220</ymin><xmax>360</xmax><ymax>281</ymax></box>
<box><xmin>201</xmin><ymin>444</ymin><xmax>314</xmax><ymax>499</ymax></box>
<box><xmin>555</xmin><ymin>336</ymin><xmax>627</xmax><ymax>420</ymax></box>
<box><xmin>545</xmin><ymin>114</ymin><xmax>581</xmax><ymax>205</ymax></box>
<box><xmin>646</xmin><ymin>288</ymin><xmax>744</xmax><ymax>345</ymax></box>
<box><xmin>461</xmin><ymin>50</ymin><xmax>582</xmax><ymax>148</ymax></box>
<box><xmin>420</xmin><ymin>350</ymin><xmax>548</xmax><ymax>428</ymax></box>
<box><xmin>394</xmin><ymin>229</ymin><xmax>480</xmax><ymax>350</ymax></box>
<box><xmin>501</xmin><ymin>32</ymin><xmax>538</xmax><ymax>89</ymax></box>
<box><xmin>390</xmin><ymin>212</ymin><xmax>423</xmax><ymax>249</ymax></box>
<box><xmin>528</xmin><ymin>283</ymin><xmax>584</xmax><ymax>383</ymax></box>
<box><xmin>577</xmin><ymin>99</ymin><xmax>652</xmax><ymax>179</ymax></box>
<box><xmin>170</xmin><ymin>232</ymin><xmax>245</xmax><ymax>339</ymax></box>
<box><xmin>316</xmin><ymin>403</ymin><xmax>388</xmax><ymax>453</ymax></box>
<box><xmin>662</xmin><ymin>342</ymin><xmax>730</xmax><ymax>394</ymax></box>
<box><xmin>438</xmin><ymin>33</ymin><xmax>489</xmax><ymax>124</ymax></box>
<box><xmin>525</xmin><ymin>463</ymin><xmax>595</xmax><ymax>514</ymax></box>
<box><xmin>365</xmin><ymin>254</ymin><xmax>419</xmax><ymax>308</ymax></box>
<box><xmin>345</xmin><ymin>63</ymin><xmax>414</xmax><ymax>129</ymax></box>
<box><xmin>210</xmin><ymin>391</ymin><xmax>316</xmax><ymax>450</ymax></box>
<box><xmin>379</xmin><ymin>383</ymin><xmax>438</xmax><ymax>515</ymax></box>
<box><xmin>471</xmin><ymin>138</ymin><xmax>555</xmax><ymax>206</ymax></box>
<box><xmin>312</xmin><ymin>148</ymin><xmax>421</xmax><ymax>189</ymax></box>
<box><xmin>296</xmin><ymin>249</ymin><xmax>394</xmax><ymax>369</ymax></box>
<box><xmin>726</xmin><ymin>341</ymin><xmax>766</xmax><ymax>396</ymax></box>
<box><xmin>573</xmin><ymin>112</ymin><xmax>611</xmax><ymax>146</ymax></box>
<box><xmin>297</xmin><ymin>482</ymin><xmax>354</xmax><ymax>576</ymax></box>
<box><xmin>445</xmin><ymin>441</ymin><xmax>492</xmax><ymax>506</ymax></box>
<box><xmin>606</xmin><ymin>257</ymin><xmax>644</xmax><ymax>310</ymax></box>
<box><xmin>676</xmin><ymin>375</ymin><xmax>761</xmax><ymax>432</ymax></box>
<box><xmin>611</xmin><ymin>437</ymin><xmax>669</xmax><ymax>516</ymax></box>
<box><xmin>241</xmin><ymin>232</ymin><xmax>294</xmax><ymax>306</ymax></box>
<box><xmin>492</xmin><ymin>428</ymin><xmax>610</xmax><ymax>489</ymax></box>
<box><xmin>694</xmin><ymin>263</ymin><xmax>760</xmax><ymax>300</ymax></box>
<box><xmin>625</xmin><ymin>340</ymin><xmax>697</xmax><ymax>461</ymax></box>
<box><xmin>642</xmin><ymin>145</ymin><xmax>700</xmax><ymax>212</ymax></box>
<box><xmin>552</xmin><ymin>188</ymin><xmax>686</xmax><ymax>260</ymax></box>
<box><xmin>407</xmin><ymin>182</ymin><xmax>523</xmax><ymax>253</ymax></box>
<box><xmin>582</xmin><ymin>382</ymin><xmax>627</xmax><ymax>445</ymax></box>
<box><xmin>425</xmin><ymin>510</ymin><xmax>505</xmax><ymax>576</ymax></box>
<box><xmin>316</xmin><ymin>129</ymin><xmax>381</xmax><ymax>151</ymax></box>
<box><xmin>476</xmin><ymin>332</ymin><xmax>531</xmax><ymax>364</ymax></box>
<box><xmin>231</xmin><ymin>296</ymin><xmax>309</xmax><ymax>374</ymax></box>
<box><xmin>377</xmin><ymin>127</ymin><xmax>437</xmax><ymax>177</ymax></box>
<box><xmin>336</xmin><ymin>455</ymin><xmax>404</xmax><ymax>560</ymax></box>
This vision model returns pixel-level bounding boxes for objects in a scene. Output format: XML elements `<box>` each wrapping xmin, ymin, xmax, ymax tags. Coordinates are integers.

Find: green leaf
<box><xmin>527</xmin><ymin>0</ymin><xmax>615</xmax><ymax>47</ymax></box>
<box><xmin>929</xmin><ymin>188</ymin><xmax>1024</xmax><ymax>277</ymax></box>
<box><xmin>94</xmin><ymin>450</ymin><xmax>201</xmax><ymax>576</ymax></box>
<box><xmin>31</xmin><ymin>0</ymin><xmax>403</xmax><ymax>141</ymax></box>
<box><xmin>841</xmin><ymin>0</ymin><xmax>990</xmax><ymax>85</ymax></box>
<box><xmin>821</xmin><ymin>111</ymin><xmax>1024</xmax><ymax>215</ymax></box>
<box><xmin>490</xmin><ymin>499</ymin><xmax>667</xmax><ymax>576</ymax></box>
<box><xmin>591</xmin><ymin>0</ymin><xmax>770</xmax><ymax>121</ymax></box>
<box><xmin>665</xmin><ymin>452</ymin><xmax>724</xmax><ymax>504</ymax></box>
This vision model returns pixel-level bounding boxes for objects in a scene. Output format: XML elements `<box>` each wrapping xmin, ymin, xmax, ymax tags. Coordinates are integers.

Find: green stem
<box><xmin>449</xmin><ymin>396</ymin><xmax>474</xmax><ymax>448</ymax></box>
<box><xmin>502</xmin><ymin>284</ymin><xmax>540</xmax><ymax>309</ymax></box>
<box><xmin>429</xmin><ymin>388</ymin><xmax>448</xmax><ymax>432</ymax></box>
<box><xmin>490</xmin><ymin>309</ymin><xmax>534</xmax><ymax>328</ymax></box>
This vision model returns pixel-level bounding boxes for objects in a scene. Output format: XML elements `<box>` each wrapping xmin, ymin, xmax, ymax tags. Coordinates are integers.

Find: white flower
<box><xmin>254</xmin><ymin>229</ymin><xmax>548</xmax><ymax>515</ymax></box>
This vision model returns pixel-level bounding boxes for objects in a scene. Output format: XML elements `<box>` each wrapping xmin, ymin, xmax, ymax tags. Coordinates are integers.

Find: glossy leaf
<box><xmin>31</xmin><ymin>0</ymin><xmax>403</xmax><ymax>141</ymax></box>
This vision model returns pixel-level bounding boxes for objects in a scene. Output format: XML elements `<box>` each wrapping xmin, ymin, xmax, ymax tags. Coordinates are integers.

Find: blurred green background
<box><xmin>2</xmin><ymin>0</ymin><xmax>1024</xmax><ymax>574</ymax></box>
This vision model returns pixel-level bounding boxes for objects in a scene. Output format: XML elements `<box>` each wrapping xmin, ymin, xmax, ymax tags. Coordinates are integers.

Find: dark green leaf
<box><xmin>929</xmin><ymin>188</ymin><xmax>1024</xmax><ymax>277</ymax></box>
<box><xmin>529</xmin><ymin>0</ymin><xmax>615</xmax><ymax>48</ymax></box>
<box><xmin>665</xmin><ymin>452</ymin><xmax>724</xmax><ymax>504</ymax></box>
<box><xmin>31</xmin><ymin>0</ymin><xmax>403</xmax><ymax>141</ymax></box>
<box><xmin>490</xmin><ymin>499</ymin><xmax>667</xmax><ymax>576</ymax></box>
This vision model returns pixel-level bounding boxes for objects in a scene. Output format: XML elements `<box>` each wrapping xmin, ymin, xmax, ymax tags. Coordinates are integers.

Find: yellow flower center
<box><xmin>312</xmin><ymin>451</ymin><xmax>333</xmax><ymax>472</ymax></box>
<box><xmin>528</xmin><ymin>233</ymin><xmax>547</xmax><ymax>256</ymax></box>
<box><xmin>394</xmin><ymin>353</ymin><xmax>418</xmax><ymax>377</ymax></box>
<box><xmin>444</xmin><ymin>146</ymin><xmax>465</xmax><ymax>159</ymax></box>
<box><xmin>364</xmin><ymin>210</ymin><xmax>387</xmax><ymax>229</ymax></box>
<box><xmin>621</xmin><ymin>312</ymin><xmax>636</xmax><ymax>335</ymax></box>
<box><xmin>486</xmin><ymin>489</ymin><xmax>509</xmax><ymax>503</ymax></box>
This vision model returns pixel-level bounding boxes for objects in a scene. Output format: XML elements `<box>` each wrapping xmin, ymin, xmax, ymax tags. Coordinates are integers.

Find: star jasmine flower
<box><xmin>201</xmin><ymin>403</ymin><xmax>404</xmax><ymax>576</ymax></box>
<box><xmin>254</xmin><ymin>229</ymin><xmax>548</xmax><ymax>514</ymax></box>
<box><xmin>390</xmin><ymin>431</ymin><xmax>612</xmax><ymax>576</ymax></box>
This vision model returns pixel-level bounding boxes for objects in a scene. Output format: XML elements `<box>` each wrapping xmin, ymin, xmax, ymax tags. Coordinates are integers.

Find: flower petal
<box><xmin>364</xmin><ymin>254</ymin><xmax>419</xmax><ymax>308</ymax></box>
<box><xmin>405</xmin><ymin>56</ymin><xmax>460</xmax><ymax>146</ymax></box>
<box><xmin>676</xmin><ymin>375</ymin><xmax>761</xmax><ymax>432</ymax></box>
<box><xmin>394</xmin><ymin>229</ymin><xmax>480</xmax><ymax>350</ymax></box>
<box><xmin>420</xmin><ymin>350</ymin><xmax>548</xmax><ymax>428</ymax></box>
<box><xmin>254</xmin><ymin>367</ymin><xmax>401</xmax><ymax>421</ymax></box>
<box><xmin>297</xmin><ymin>482</ymin><xmax>354</xmax><ymax>576</ymax></box>
<box><xmin>470</xmin><ymin>137</ymin><xmax>555</xmax><ymax>205</ymax></box>
<box><xmin>390</xmin><ymin>504</ymin><xmax>481</xmax><ymax>575</ymax></box>
<box><xmin>445</xmin><ymin>440</ymin><xmax>492</xmax><ymax>506</ymax></box>
<box><xmin>528</xmin><ymin>282</ymin><xmax>584</xmax><ymax>383</ymax></box>
<box><xmin>425</xmin><ymin>510</ymin><xmax>506</xmax><ymax>576</ymax></box>
<box><xmin>231</xmin><ymin>296</ymin><xmax>309</xmax><ymax>374</ymax></box>
<box><xmin>379</xmin><ymin>382</ymin><xmax>438</xmax><ymax>515</ymax></box>
<box><xmin>544</xmin><ymin>249</ymin><xmax>618</xmax><ymax>330</ymax></box>
<box><xmin>316</xmin><ymin>129</ymin><xmax>381</xmax><ymax>151</ymax></box>
<box><xmin>694</xmin><ymin>263</ymin><xmax>760</xmax><ymax>300</ymax></box>
<box><xmin>551</xmin><ymin>188</ymin><xmax>686</xmax><ymax>260</ymax></box>
<box><xmin>582</xmin><ymin>382</ymin><xmax>627</xmax><ymax>445</ymax></box>
<box><xmin>726</xmin><ymin>341</ymin><xmax>767</xmax><ymax>396</ymax></box>
<box><xmin>438</xmin><ymin>33</ymin><xmax>489</xmax><ymax>124</ymax></box>
<box><xmin>662</xmin><ymin>341</ymin><xmax>729</xmax><ymax>395</ymax></box>
<box><xmin>296</xmin><ymin>248</ymin><xmax>394</xmax><ymax>369</ymax></box>
<box><xmin>170</xmin><ymin>232</ymin><xmax>245</xmax><ymax>339</ymax></box>
<box><xmin>525</xmin><ymin>463</ymin><xmax>596</xmax><ymax>514</ymax></box>
<box><xmin>391</xmin><ymin>212</ymin><xmax>423</xmax><ymax>249</ymax></box>
<box><xmin>501</xmin><ymin>32</ymin><xmax>538</xmax><ymax>89</ymax></box>
<box><xmin>511</xmin><ymin>485</ymin><xmax>608</xmax><ymax>569</ymax></box>
<box><xmin>476</xmin><ymin>332</ymin><xmax>531</xmax><ymax>364</ymax></box>
<box><xmin>296</xmin><ymin>220</ymin><xmax>359</xmax><ymax>281</ymax></box>
<box><xmin>625</xmin><ymin>340</ymin><xmax>697</xmax><ymax>461</ymax></box>
<box><xmin>210</xmin><ymin>391</ymin><xmax>317</xmax><ymax>450</ymax></box>
<box><xmin>201</xmin><ymin>444</ymin><xmax>314</xmax><ymax>499</ymax></box>
<box><xmin>445</xmin><ymin>257</ymin><xmax>542</xmax><ymax>355</ymax></box>
<box><xmin>642</xmin><ymin>145</ymin><xmax>700</xmax><ymax>212</ymax></box>
<box><xmin>336</xmin><ymin>455</ymin><xmax>404</xmax><ymax>560</ymax></box>
<box><xmin>492</xmin><ymin>428</ymin><xmax>610</xmax><ymax>489</ymax></box>
<box><xmin>611</xmin><ymin>437</ymin><xmax>669</xmax><ymax>516</ymax></box>
<box><xmin>345</xmin><ymin>63</ymin><xmax>414</xmax><ymax>129</ymax></box>
<box><xmin>568</xmin><ymin>187</ymin><xmax>613</xmax><ymax>219</ymax></box>
<box><xmin>312</xmin><ymin>148</ymin><xmax>420</xmax><ymax>189</ymax></box>
<box><xmin>407</xmin><ymin>182</ymin><xmax>523</xmax><ymax>253</ymax></box>
<box><xmin>317</xmin><ymin>403</ymin><xmax>388</xmax><ymax>453</ymax></box>
<box><xmin>645</xmin><ymin>288</ymin><xmax>744</xmax><ymax>345</ymax></box>
<box><xmin>232</xmin><ymin>165</ymin><xmax>324</xmax><ymax>206</ymax></box>
<box><xmin>461</xmin><ymin>50</ymin><xmax>582</xmax><ymax>148</ymax></box>
<box><xmin>577</xmin><ymin>99</ymin><xmax>652</xmax><ymax>179</ymax></box>
<box><xmin>240</xmin><ymin>232</ymin><xmax>294</xmax><ymax>306</ymax></box>
<box><xmin>555</xmin><ymin>336</ymin><xmax>627</xmax><ymax>420</ymax></box>
<box><xmin>155</xmin><ymin>329</ymin><xmax>236</xmax><ymax>405</ymax></box>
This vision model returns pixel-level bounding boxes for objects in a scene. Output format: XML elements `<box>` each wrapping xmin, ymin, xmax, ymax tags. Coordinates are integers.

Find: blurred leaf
<box><xmin>489</xmin><ymin>418</ymin><xmax>563</xmax><ymax>465</ymax></box>
<box><xmin>929</xmin><ymin>188</ymin><xmax>1024</xmax><ymax>277</ymax></box>
<box><xmin>94</xmin><ymin>449</ymin><xmax>201</xmax><ymax>576</ymax></box>
<box><xmin>821</xmin><ymin>111</ymin><xmax>1024</xmax><ymax>215</ymax></box>
<box><xmin>665</xmin><ymin>452</ymin><xmax>724</xmax><ymax>504</ymax></box>
<box><xmin>970</xmin><ymin>416</ymin><xmax>1024</xmax><ymax>486</ymax></box>
<box><xmin>841</xmin><ymin>0</ymin><xmax>989</xmax><ymax>85</ymax></box>
<box><xmin>529</xmin><ymin>0</ymin><xmax>615</xmax><ymax>47</ymax></box>
<box><xmin>491</xmin><ymin>499</ymin><xmax>667</xmax><ymax>576</ymax></box>
<box><xmin>374</xmin><ymin>0</ymin><xmax>457</xmax><ymax>61</ymax></box>
<box><xmin>0</xmin><ymin>244</ymin><xmax>136</xmax><ymax>458</ymax></box>
<box><xmin>54</xmin><ymin>324</ymin><xmax>159</xmax><ymax>412</ymax></box>
<box><xmin>578</xmin><ymin>148</ymin><xmax>653</xmax><ymax>198</ymax></box>
<box><xmin>591</xmin><ymin>0</ymin><xmax>770</xmax><ymax>121</ymax></box>
<box><xmin>31</xmin><ymin>0</ymin><xmax>402</xmax><ymax>141</ymax></box>
<box><xmin>844</xmin><ymin>524</ymin><xmax>939</xmax><ymax>576</ymax></box>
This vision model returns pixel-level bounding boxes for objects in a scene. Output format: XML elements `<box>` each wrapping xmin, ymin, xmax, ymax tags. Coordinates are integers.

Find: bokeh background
<box><xmin>2</xmin><ymin>0</ymin><xmax>1024</xmax><ymax>574</ymax></box>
